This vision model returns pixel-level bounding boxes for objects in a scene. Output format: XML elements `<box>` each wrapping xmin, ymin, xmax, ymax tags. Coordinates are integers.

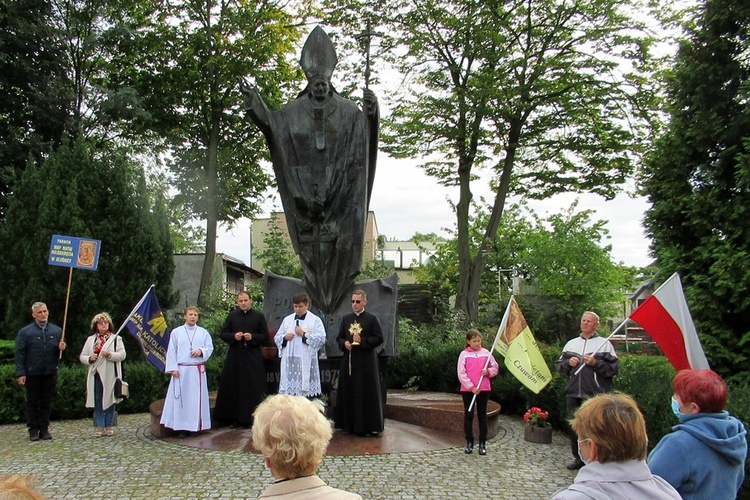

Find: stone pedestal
<box><xmin>524</xmin><ymin>424</ymin><xmax>553</xmax><ymax>444</ymax></box>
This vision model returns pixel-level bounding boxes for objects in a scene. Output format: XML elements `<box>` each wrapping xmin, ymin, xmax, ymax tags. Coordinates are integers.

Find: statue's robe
<box><xmin>247</xmin><ymin>90</ymin><xmax>378</xmax><ymax>313</ymax></box>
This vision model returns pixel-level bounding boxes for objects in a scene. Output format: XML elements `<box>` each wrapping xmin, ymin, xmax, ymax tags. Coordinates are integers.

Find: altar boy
<box><xmin>160</xmin><ymin>306</ymin><xmax>214</xmax><ymax>437</ymax></box>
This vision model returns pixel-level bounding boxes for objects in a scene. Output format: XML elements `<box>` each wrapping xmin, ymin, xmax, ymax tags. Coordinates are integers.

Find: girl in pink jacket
<box><xmin>457</xmin><ymin>329</ymin><xmax>499</xmax><ymax>455</ymax></box>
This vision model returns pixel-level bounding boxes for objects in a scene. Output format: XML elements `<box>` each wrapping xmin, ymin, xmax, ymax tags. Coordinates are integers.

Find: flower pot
<box><xmin>524</xmin><ymin>424</ymin><xmax>553</xmax><ymax>444</ymax></box>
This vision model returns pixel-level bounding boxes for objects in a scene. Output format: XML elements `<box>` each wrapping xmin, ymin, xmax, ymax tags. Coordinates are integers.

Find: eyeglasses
<box><xmin>351</xmin><ymin>300</ymin><xmax>362</xmax><ymax>304</ymax></box>
<box><xmin>97</xmin><ymin>319</ymin><xmax>109</xmax><ymax>324</ymax></box>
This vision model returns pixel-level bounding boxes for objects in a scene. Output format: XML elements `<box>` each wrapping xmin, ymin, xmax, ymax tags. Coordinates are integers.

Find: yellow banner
<box><xmin>493</xmin><ymin>297</ymin><xmax>552</xmax><ymax>394</ymax></box>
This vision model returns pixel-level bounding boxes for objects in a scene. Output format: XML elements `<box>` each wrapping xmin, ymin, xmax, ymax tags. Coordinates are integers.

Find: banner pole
<box><xmin>114</xmin><ymin>284</ymin><xmax>155</xmax><ymax>337</ymax></box>
<box><xmin>59</xmin><ymin>267</ymin><xmax>73</xmax><ymax>359</ymax></box>
<box><xmin>468</xmin><ymin>297</ymin><xmax>512</xmax><ymax>412</ymax></box>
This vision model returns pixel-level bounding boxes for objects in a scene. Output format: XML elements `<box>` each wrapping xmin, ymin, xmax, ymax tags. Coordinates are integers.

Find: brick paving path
<box><xmin>0</xmin><ymin>413</ymin><xmax>576</xmax><ymax>499</ymax></box>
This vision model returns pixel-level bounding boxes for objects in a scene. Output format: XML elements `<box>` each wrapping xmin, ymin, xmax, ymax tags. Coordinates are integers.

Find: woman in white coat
<box><xmin>79</xmin><ymin>313</ymin><xmax>126</xmax><ymax>437</ymax></box>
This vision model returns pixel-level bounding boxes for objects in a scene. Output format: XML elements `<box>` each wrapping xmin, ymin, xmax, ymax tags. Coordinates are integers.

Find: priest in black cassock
<box><xmin>213</xmin><ymin>291</ymin><xmax>269</xmax><ymax>427</ymax></box>
<box><xmin>334</xmin><ymin>289</ymin><xmax>384</xmax><ymax>436</ymax></box>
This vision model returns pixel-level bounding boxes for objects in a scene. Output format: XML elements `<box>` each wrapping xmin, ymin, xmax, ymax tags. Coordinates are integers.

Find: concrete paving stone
<box><xmin>0</xmin><ymin>413</ymin><xmax>576</xmax><ymax>499</ymax></box>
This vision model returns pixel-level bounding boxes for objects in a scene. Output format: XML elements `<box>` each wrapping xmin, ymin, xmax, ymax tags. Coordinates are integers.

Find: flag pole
<box><xmin>468</xmin><ymin>297</ymin><xmax>513</xmax><ymax>412</ymax></box>
<box><xmin>114</xmin><ymin>284</ymin><xmax>155</xmax><ymax>337</ymax></box>
<box><xmin>571</xmin><ymin>274</ymin><xmax>681</xmax><ymax>375</ymax></box>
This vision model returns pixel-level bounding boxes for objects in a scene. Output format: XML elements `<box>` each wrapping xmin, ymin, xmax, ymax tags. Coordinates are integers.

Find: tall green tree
<box><xmin>255</xmin><ymin>213</ymin><xmax>303</xmax><ymax>279</ymax></box>
<box><xmin>642</xmin><ymin>0</ymin><xmax>750</xmax><ymax>378</ymax></box>
<box><xmin>0</xmin><ymin>136</ymin><xmax>176</xmax><ymax>350</ymax></box>
<box><xmin>0</xmin><ymin>0</ymin><xmax>71</xmax><ymax>215</ymax></box>
<box><xmin>326</xmin><ymin>0</ymin><xmax>661</xmax><ymax>322</ymax></box>
<box><xmin>125</xmin><ymin>0</ymin><xmax>316</xmax><ymax>307</ymax></box>
<box><xmin>413</xmin><ymin>201</ymin><xmax>634</xmax><ymax>341</ymax></box>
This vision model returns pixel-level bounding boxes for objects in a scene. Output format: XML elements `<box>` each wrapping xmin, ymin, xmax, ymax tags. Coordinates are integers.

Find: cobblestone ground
<box><xmin>0</xmin><ymin>414</ymin><xmax>576</xmax><ymax>499</ymax></box>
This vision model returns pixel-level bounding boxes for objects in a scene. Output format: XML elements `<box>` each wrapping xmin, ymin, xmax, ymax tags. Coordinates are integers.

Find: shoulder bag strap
<box><xmin>114</xmin><ymin>336</ymin><xmax>123</xmax><ymax>379</ymax></box>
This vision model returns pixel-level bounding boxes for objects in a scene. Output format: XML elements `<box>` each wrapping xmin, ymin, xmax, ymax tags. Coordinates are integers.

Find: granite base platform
<box><xmin>150</xmin><ymin>389</ymin><xmax>501</xmax><ymax>449</ymax></box>
<box><xmin>385</xmin><ymin>389</ymin><xmax>501</xmax><ymax>440</ymax></box>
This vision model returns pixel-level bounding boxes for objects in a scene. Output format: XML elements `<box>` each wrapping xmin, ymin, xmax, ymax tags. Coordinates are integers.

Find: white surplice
<box><xmin>274</xmin><ymin>311</ymin><xmax>326</xmax><ymax>397</ymax></box>
<box><xmin>160</xmin><ymin>324</ymin><xmax>214</xmax><ymax>432</ymax></box>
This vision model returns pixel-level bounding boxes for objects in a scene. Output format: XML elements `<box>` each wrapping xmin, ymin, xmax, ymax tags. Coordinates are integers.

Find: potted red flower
<box><xmin>523</xmin><ymin>406</ymin><xmax>553</xmax><ymax>444</ymax></box>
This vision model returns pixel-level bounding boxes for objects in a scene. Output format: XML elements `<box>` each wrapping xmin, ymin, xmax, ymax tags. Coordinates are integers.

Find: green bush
<box><xmin>612</xmin><ymin>355</ymin><xmax>676</xmax><ymax>449</ymax></box>
<box><xmin>0</xmin><ymin>364</ymin><xmax>26</xmax><ymax>423</ymax></box>
<box><xmin>0</xmin><ymin>360</ymin><xmax>175</xmax><ymax>425</ymax></box>
<box><xmin>727</xmin><ymin>380</ymin><xmax>750</xmax><ymax>500</ymax></box>
<box><xmin>0</xmin><ymin>339</ymin><xmax>14</xmax><ymax>363</ymax></box>
<box><xmin>115</xmin><ymin>361</ymin><xmax>172</xmax><ymax>414</ymax></box>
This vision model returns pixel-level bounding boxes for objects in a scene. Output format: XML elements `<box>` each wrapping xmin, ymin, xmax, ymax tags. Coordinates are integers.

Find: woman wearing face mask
<box><xmin>648</xmin><ymin>369</ymin><xmax>747</xmax><ymax>500</ymax></box>
<box><xmin>550</xmin><ymin>392</ymin><xmax>681</xmax><ymax>499</ymax></box>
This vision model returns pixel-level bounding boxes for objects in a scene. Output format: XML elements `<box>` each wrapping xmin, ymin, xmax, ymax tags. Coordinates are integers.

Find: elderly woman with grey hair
<box><xmin>252</xmin><ymin>395</ymin><xmax>361</xmax><ymax>499</ymax></box>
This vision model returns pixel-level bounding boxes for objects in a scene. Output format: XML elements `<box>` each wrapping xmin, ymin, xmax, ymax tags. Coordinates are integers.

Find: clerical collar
<box><xmin>295</xmin><ymin>314</ymin><xmax>307</xmax><ymax>321</ymax></box>
<box><xmin>355</xmin><ymin>310</ymin><xmax>365</xmax><ymax>316</ymax></box>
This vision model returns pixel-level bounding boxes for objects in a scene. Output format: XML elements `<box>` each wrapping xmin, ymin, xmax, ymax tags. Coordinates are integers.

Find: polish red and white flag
<box><xmin>629</xmin><ymin>273</ymin><xmax>709</xmax><ymax>371</ymax></box>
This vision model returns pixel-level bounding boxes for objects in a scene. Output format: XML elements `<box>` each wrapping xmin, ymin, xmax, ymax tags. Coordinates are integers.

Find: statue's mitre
<box><xmin>300</xmin><ymin>26</ymin><xmax>338</xmax><ymax>81</ymax></box>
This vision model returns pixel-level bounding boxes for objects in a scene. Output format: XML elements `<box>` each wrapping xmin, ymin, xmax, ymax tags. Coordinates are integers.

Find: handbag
<box><xmin>114</xmin><ymin>336</ymin><xmax>129</xmax><ymax>399</ymax></box>
<box><xmin>114</xmin><ymin>378</ymin><xmax>129</xmax><ymax>399</ymax></box>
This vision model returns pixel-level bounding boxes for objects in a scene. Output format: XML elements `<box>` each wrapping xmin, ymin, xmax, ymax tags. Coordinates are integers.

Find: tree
<box><xmin>642</xmin><ymin>0</ymin><xmax>750</xmax><ymax>378</ymax></box>
<box><xmin>325</xmin><ymin>0</ymin><xmax>661</xmax><ymax>322</ymax></box>
<box><xmin>413</xmin><ymin>201</ymin><xmax>635</xmax><ymax>341</ymax></box>
<box><xmin>0</xmin><ymin>136</ymin><xmax>176</xmax><ymax>350</ymax></box>
<box><xmin>0</xmin><ymin>0</ymin><xmax>71</xmax><ymax>215</ymax></box>
<box><xmin>123</xmin><ymin>0</ymin><xmax>317</xmax><ymax>308</ymax></box>
<box><xmin>255</xmin><ymin>213</ymin><xmax>303</xmax><ymax>279</ymax></box>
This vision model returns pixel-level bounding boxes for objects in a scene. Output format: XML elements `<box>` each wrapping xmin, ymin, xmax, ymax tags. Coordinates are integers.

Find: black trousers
<box><xmin>25</xmin><ymin>374</ymin><xmax>57</xmax><ymax>432</ymax></box>
<box><xmin>566</xmin><ymin>397</ymin><xmax>585</xmax><ymax>459</ymax></box>
<box><xmin>462</xmin><ymin>391</ymin><xmax>489</xmax><ymax>442</ymax></box>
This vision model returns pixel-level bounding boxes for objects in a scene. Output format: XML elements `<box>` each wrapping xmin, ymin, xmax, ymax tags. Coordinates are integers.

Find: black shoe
<box><xmin>478</xmin><ymin>442</ymin><xmax>487</xmax><ymax>455</ymax></box>
<box><xmin>29</xmin><ymin>429</ymin><xmax>40</xmax><ymax>442</ymax></box>
<box><xmin>567</xmin><ymin>459</ymin><xmax>585</xmax><ymax>470</ymax></box>
<box><xmin>39</xmin><ymin>430</ymin><xmax>52</xmax><ymax>440</ymax></box>
<box><xmin>464</xmin><ymin>440</ymin><xmax>474</xmax><ymax>454</ymax></box>
<box><xmin>177</xmin><ymin>432</ymin><xmax>189</xmax><ymax>439</ymax></box>
<box><xmin>228</xmin><ymin>422</ymin><xmax>240</xmax><ymax>429</ymax></box>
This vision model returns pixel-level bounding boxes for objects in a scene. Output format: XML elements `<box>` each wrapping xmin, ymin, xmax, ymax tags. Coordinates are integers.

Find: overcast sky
<box><xmin>215</xmin><ymin>154</ymin><xmax>654</xmax><ymax>269</ymax></box>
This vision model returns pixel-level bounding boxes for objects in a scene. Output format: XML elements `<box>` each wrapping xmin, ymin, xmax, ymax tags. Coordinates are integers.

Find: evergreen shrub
<box><xmin>0</xmin><ymin>339</ymin><xmax>14</xmax><ymax>362</ymax></box>
<box><xmin>727</xmin><ymin>380</ymin><xmax>750</xmax><ymax>499</ymax></box>
<box><xmin>0</xmin><ymin>360</ymin><xmax>174</xmax><ymax>425</ymax></box>
<box><xmin>386</xmin><ymin>326</ymin><xmax>696</xmax><ymax>449</ymax></box>
<box><xmin>612</xmin><ymin>355</ymin><xmax>676</xmax><ymax>448</ymax></box>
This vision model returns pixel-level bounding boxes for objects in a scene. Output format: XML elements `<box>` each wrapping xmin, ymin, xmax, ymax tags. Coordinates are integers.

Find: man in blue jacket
<box><xmin>15</xmin><ymin>302</ymin><xmax>67</xmax><ymax>441</ymax></box>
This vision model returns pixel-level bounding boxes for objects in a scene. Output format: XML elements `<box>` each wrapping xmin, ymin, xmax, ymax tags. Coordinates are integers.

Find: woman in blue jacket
<box><xmin>648</xmin><ymin>369</ymin><xmax>747</xmax><ymax>500</ymax></box>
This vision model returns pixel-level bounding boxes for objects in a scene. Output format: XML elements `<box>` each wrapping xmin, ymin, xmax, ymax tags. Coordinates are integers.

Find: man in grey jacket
<box><xmin>15</xmin><ymin>302</ymin><xmax>66</xmax><ymax>441</ymax></box>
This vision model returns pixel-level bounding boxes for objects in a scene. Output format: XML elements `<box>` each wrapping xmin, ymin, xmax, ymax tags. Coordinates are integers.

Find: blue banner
<box><xmin>124</xmin><ymin>287</ymin><xmax>169</xmax><ymax>372</ymax></box>
<box><xmin>48</xmin><ymin>234</ymin><xmax>101</xmax><ymax>270</ymax></box>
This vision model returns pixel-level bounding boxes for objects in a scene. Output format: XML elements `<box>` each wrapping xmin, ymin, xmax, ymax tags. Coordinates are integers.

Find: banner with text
<box><xmin>123</xmin><ymin>286</ymin><xmax>169</xmax><ymax>372</ymax></box>
<box><xmin>493</xmin><ymin>296</ymin><xmax>552</xmax><ymax>394</ymax></box>
<box><xmin>48</xmin><ymin>234</ymin><xmax>101</xmax><ymax>270</ymax></box>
